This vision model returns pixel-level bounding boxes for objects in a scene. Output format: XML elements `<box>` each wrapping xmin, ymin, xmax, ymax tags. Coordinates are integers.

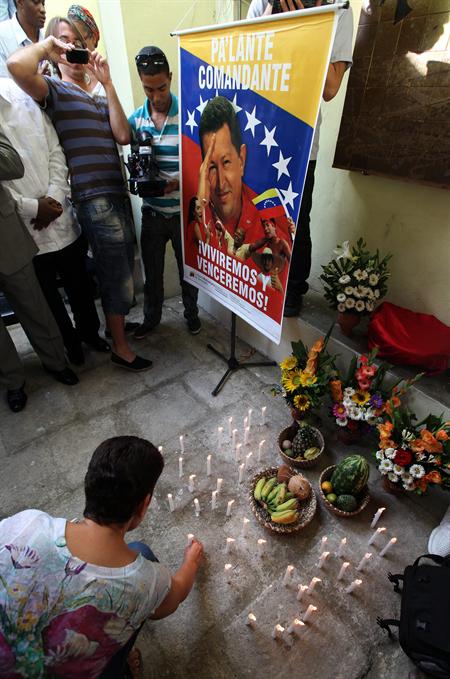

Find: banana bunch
<box><xmin>253</xmin><ymin>476</ymin><xmax>299</xmax><ymax>524</ymax></box>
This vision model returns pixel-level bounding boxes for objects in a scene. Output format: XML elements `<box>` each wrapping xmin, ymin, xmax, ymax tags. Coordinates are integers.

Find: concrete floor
<box><xmin>1</xmin><ymin>295</ymin><xmax>448</xmax><ymax>679</ymax></box>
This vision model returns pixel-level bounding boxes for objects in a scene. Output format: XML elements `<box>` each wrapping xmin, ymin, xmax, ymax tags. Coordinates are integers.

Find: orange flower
<box><xmin>309</xmin><ymin>338</ymin><xmax>324</xmax><ymax>357</ymax></box>
<box><xmin>379</xmin><ymin>438</ymin><xmax>396</xmax><ymax>450</ymax></box>
<box><xmin>384</xmin><ymin>396</ymin><xmax>401</xmax><ymax>416</ymax></box>
<box><xmin>330</xmin><ymin>379</ymin><xmax>343</xmax><ymax>402</ymax></box>
<box><xmin>420</xmin><ymin>429</ymin><xmax>443</xmax><ymax>453</ymax></box>
<box><xmin>378</xmin><ymin>422</ymin><xmax>394</xmax><ymax>438</ymax></box>
<box><xmin>436</xmin><ymin>429</ymin><xmax>449</xmax><ymax>442</ymax></box>
<box><xmin>305</xmin><ymin>357</ymin><xmax>318</xmax><ymax>376</ymax></box>
<box><xmin>424</xmin><ymin>470</ymin><xmax>442</xmax><ymax>485</ymax></box>
<box><xmin>416</xmin><ymin>477</ymin><xmax>428</xmax><ymax>493</ymax></box>
<box><xmin>410</xmin><ymin>439</ymin><xmax>427</xmax><ymax>453</ymax></box>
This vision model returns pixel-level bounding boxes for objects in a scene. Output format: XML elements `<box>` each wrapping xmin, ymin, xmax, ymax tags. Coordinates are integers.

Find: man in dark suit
<box><xmin>0</xmin><ymin>130</ymin><xmax>78</xmax><ymax>412</ymax></box>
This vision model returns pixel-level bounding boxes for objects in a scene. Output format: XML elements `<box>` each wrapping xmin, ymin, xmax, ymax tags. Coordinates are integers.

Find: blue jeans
<box><xmin>98</xmin><ymin>542</ymin><xmax>158</xmax><ymax>678</ymax></box>
<box><xmin>75</xmin><ymin>195</ymin><xmax>135</xmax><ymax>316</ymax></box>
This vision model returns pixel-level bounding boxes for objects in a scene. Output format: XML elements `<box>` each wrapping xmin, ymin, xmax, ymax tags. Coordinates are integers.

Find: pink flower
<box><xmin>357</xmin><ymin>379</ymin><xmax>371</xmax><ymax>391</ymax></box>
<box><xmin>332</xmin><ymin>403</ymin><xmax>347</xmax><ymax>419</ymax></box>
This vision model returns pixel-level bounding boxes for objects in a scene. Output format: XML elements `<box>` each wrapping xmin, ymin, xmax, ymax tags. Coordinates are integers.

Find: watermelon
<box><xmin>330</xmin><ymin>455</ymin><xmax>370</xmax><ymax>495</ymax></box>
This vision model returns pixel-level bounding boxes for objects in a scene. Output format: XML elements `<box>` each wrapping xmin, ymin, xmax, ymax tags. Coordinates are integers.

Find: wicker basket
<box><xmin>278</xmin><ymin>425</ymin><xmax>325</xmax><ymax>469</ymax></box>
<box><xmin>249</xmin><ymin>466</ymin><xmax>317</xmax><ymax>535</ymax></box>
<box><xmin>319</xmin><ymin>465</ymin><xmax>370</xmax><ymax>518</ymax></box>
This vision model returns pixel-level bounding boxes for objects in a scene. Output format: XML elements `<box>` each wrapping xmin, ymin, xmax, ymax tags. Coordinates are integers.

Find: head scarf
<box><xmin>67</xmin><ymin>5</ymin><xmax>100</xmax><ymax>46</ymax></box>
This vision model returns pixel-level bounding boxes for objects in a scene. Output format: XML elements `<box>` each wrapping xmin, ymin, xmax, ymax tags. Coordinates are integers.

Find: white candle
<box><xmin>228</xmin><ymin>417</ymin><xmax>233</xmax><ymax>437</ymax></box>
<box><xmin>318</xmin><ymin>551</ymin><xmax>330</xmax><ymax>569</ymax></box>
<box><xmin>282</xmin><ymin>565</ymin><xmax>294</xmax><ymax>586</ymax></box>
<box><xmin>242</xmin><ymin>517</ymin><xmax>250</xmax><ymax>536</ymax></box>
<box><xmin>187</xmin><ymin>533</ymin><xmax>194</xmax><ymax>546</ymax></box>
<box><xmin>319</xmin><ymin>536</ymin><xmax>328</xmax><ymax>550</ymax></box>
<box><xmin>303</xmin><ymin>604</ymin><xmax>317</xmax><ymax>623</ymax></box>
<box><xmin>271</xmin><ymin>623</ymin><xmax>284</xmax><ymax>640</ymax></box>
<box><xmin>225</xmin><ymin>537</ymin><xmax>235</xmax><ymax>554</ymax></box>
<box><xmin>167</xmin><ymin>493</ymin><xmax>175</xmax><ymax>512</ymax></box>
<box><xmin>158</xmin><ymin>445</ymin><xmax>163</xmax><ymax>454</ymax></box>
<box><xmin>179</xmin><ymin>435</ymin><xmax>184</xmax><ymax>454</ymax></box>
<box><xmin>226</xmin><ymin>499</ymin><xmax>234</xmax><ymax>517</ymax></box>
<box><xmin>297</xmin><ymin>584</ymin><xmax>308</xmax><ymax>601</ymax></box>
<box><xmin>217</xmin><ymin>426</ymin><xmax>223</xmax><ymax>449</ymax></box>
<box><xmin>379</xmin><ymin>537</ymin><xmax>397</xmax><ymax>558</ymax></box>
<box><xmin>216</xmin><ymin>478</ymin><xmax>223</xmax><ymax>493</ymax></box>
<box><xmin>246</xmin><ymin>612</ymin><xmax>256</xmax><ymax>627</ymax></box>
<box><xmin>345</xmin><ymin>579</ymin><xmax>362</xmax><ymax>594</ymax></box>
<box><xmin>258</xmin><ymin>439</ymin><xmax>265</xmax><ymax>462</ymax></box>
<box><xmin>370</xmin><ymin>507</ymin><xmax>386</xmax><ymax>529</ymax></box>
<box><xmin>368</xmin><ymin>526</ymin><xmax>386</xmax><ymax>545</ymax></box>
<box><xmin>307</xmin><ymin>577</ymin><xmax>321</xmax><ymax>594</ymax></box>
<box><xmin>245</xmin><ymin>452</ymin><xmax>252</xmax><ymax>468</ymax></box>
<box><xmin>336</xmin><ymin>537</ymin><xmax>347</xmax><ymax>558</ymax></box>
<box><xmin>337</xmin><ymin>562</ymin><xmax>350</xmax><ymax>580</ymax></box>
<box><xmin>238</xmin><ymin>463</ymin><xmax>245</xmax><ymax>484</ymax></box>
<box><xmin>248</xmin><ymin>408</ymin><xmax>253</xmax><ymax>427</ymax></box>
<box><xmin>356</xmin><ymin>552</ymin><xmax>372</xmax><ymax>572</ymax></box>
<box><xmin>178</xmin><ymin>456</ymin><xmax>183</xmax><ymax>478</ymax></box>
<box><xmin>188</xmin><ymin>474</ymin><xmax>196</xmax><ymax>493</ymax></box>
<box><xmin>261</xmin><ymin>406</ymin><xmax>267</xmax><ymax>425</ymax></box>
<box><xmin>257</xmin><ymin>538</ymin><xmax>267</xmax><ymax>555</ymax></box>
<box><xmin>232</xmin><ymin>428</ymin><xmax>238</xmax><ymax>449</ymax></box>
<box><xmin>244</xmin><ymin>426</ymin><xmax>250</xmax><ymax>445</ymax></box>
<box><xmin>206</xmin><ymin>454</ymin><xmax>212</xmax><ymax>477</ymax></box>
<box><xmin>235</xmin><ymin>443</ymin><xmax>242</xmax><ymax>462</ymax></box>
<box><xmin>287</xmin><ymin>619</ymin><xmax>305</xmax><ymax>635</ymax></box>
<box><xmin>194</xmin><ymin>498</ymin><xmax>200</xmax><ymax>516</ymax></box>
<box><xmin>211</xmin><ymin>490</ymin><xmax>218</xmax><ymax>510</ymax></box>
<box><xmin>243</xmin><ymin>416</ymin><xmax>248</xmax><ymax>429</ymax></box>
<box><xmin>224</xmin><ymin>563</ymin><xmax>233</xmax><ymax>581</ymax></box>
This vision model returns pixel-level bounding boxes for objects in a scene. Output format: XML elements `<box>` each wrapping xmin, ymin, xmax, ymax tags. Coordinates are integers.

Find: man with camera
<box><xmin>129</xmin><ymin>46</ymin><xmax>200</xmax><ymax>339</ymax></box>
<box><xmin>247</xmin><ymin>0</ymin><xmax>353</xmax><ymax>317</ymax></box>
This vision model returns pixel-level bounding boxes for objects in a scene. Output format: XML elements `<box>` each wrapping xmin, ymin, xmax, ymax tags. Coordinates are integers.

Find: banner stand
<box><xmin>207</xmin><ymin>311</ymin><xmax>277</xmax><ymax>396</ymax></box>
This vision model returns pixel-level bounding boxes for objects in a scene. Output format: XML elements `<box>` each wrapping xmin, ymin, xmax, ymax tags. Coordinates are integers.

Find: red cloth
<box><xmin>368</xmin><ymin>302</ymin><xmax>450</xmax><ymax>373</ymax></box>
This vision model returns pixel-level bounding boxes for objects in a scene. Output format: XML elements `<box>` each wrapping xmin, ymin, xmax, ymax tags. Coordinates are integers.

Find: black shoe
<box><xmin>283</xmin><ymin>296</ymin><xmax>303</xmax><ymax>318</ymax></box>
<box><xmin>105</xmin><ymin>322</ymin><xmax>140</xmax><ymax>340</ymax></box>
<box><xmin>44</xmin><ymin>366</ymin><xmax>79</xmax><ymax>385</ymax></box>
<box><xmin>66</xmin><ymin>343</ymin><xmax>85</xmax><ymax>366</ymax></box>
<box><xmin>6</xmin><ymin>384</ymin><xmax>27</xmax><ymax>412</ymax></box>
<box><xmin>133</xmin><ymin>321</ymin><xmax>159</xmax><ymax>340</ymax></box>
<box><xmin>82</xmin><ymin>336</ymin><xmax>111</xmax><ymax>353</ymax></box>
<box><xmin>187</xmin><ymin>317</ymin><xmax>201</xmax><ymax>335</ymax></box>
<box><xmin>111</xmin><ymin>353</ymin><xmax>153</xmax><ymax>372</ymax></box>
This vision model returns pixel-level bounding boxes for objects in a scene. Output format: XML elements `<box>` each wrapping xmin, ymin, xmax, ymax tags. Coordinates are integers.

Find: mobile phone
<box><xmin>66</xmin><ymin>48</ymin><xmax>89</xmax><ymax>65</ymax></box>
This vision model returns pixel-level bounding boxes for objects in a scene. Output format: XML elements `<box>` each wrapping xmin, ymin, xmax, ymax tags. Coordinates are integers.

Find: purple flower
<box><xmin>5</xmin><ymin>544</ymin><xmax>39</xmax><ymax>569</ymax></box>
<box><xmin>369</xmin><ymin>393</ymin><xmax>383</xmax><ymax>409</ymax></box>
<box><xmin>64</xmin><ymin>558</ymin><xmax>87</xmax><ymax>577</ymax></box>
<box><xmin>332</xmin><ymin>403</ymin><xmax>347</xmax><ymax>419</ymax></box>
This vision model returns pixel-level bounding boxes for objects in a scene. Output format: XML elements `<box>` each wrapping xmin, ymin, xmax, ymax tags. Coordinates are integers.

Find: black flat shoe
<box><xmin>111</xmin><ymin>353</ymin><xmax>153</xmax><ymax>372</ymax></box>
<box><xmin>6</xmin><ymin>384</ymin><xmax>27</xmax><ymax>412</ymax></box>
<box><xmin>44</xmin><ymin>366</ymin><xmax>79</xmax><ymax>385</ymax></box>
<box><xmin>82</xmin><ymin>336</ymin><xmax>111</xmax><ymax>353</ymax></box>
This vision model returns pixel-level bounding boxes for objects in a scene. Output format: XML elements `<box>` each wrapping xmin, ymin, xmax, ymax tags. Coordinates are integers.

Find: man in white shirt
<box><xmin>0</xmin><ymin>78</ymin><xmax>110</xmax><ymax>365</ymax></box>
<box><xmin>0</xmin><ymin>0</ymin><xmax>44</xmax><ymax>77</ymax></box>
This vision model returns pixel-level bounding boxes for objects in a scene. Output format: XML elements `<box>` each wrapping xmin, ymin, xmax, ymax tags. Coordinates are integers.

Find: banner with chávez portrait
<box><xmin>177</xmin><ymin>8</ymin><xmax>338</xmax><ymax>344</ymax></box>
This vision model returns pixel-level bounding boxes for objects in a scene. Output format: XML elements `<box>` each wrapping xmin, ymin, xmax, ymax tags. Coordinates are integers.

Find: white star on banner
<box><xmin>272</xmin><ymin>150</ymin><xmax>292</xmax><ymax>181</ymax></box>
<box><xmin>196</xmin><ymin>95</ymin><xmax>208</xmax><ymax>115</ymax></box>
<box><xmin>185</xmin><ymin>109</ymin><xmax>197</xmax><ymax>134</ymax></box>
<box><xmin>280</xmin><ymin>181</ymin><xmax>299</xmax><ymax>210</ymax></box>
<box><xmin>259</xmin><ymin>125</ymin><xmax>278</xmax><ymax>156</ymax></box>
<box><xmin>244</xmin><ymin>106</ymin><xmax>261</xmax><ymax>138</ymax></box>
<box><xmin>231</xmin><ymin>94</ymin><xmax>242</xmax><ymax>114</ymax></box>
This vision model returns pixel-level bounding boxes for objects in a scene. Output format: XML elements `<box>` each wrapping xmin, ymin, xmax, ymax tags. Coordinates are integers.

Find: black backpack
<box><xmin>377</xmin><ymin>554</ymin><xmax>450</xmax><ymax>678</ymax></box>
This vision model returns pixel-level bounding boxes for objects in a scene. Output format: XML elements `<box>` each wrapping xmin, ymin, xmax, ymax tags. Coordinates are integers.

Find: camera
<box><xmin>126</xmin><ymin>130</ymin><xmax>167</xmax><ymax>198</ymax></box>
<box><xmin>66</xmin><ymin>48</ymin><xmax>89</xmax><ymax>64</ymax></box>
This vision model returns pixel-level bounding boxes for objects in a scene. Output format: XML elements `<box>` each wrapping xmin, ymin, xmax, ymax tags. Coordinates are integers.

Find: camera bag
<box><xmin>377</xmin><ymin>553</ymin><xmax>450</xmax><ymax>678</ymax></box>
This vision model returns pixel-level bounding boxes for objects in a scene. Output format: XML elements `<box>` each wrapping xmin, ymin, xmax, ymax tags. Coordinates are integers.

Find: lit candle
<box><xmin>224</xmin><ymin>563</ymin><xmax>233</xmax><ymax>581</ymax></box>
<box><xmin>319</xmin><ymin>536</ymin><xmax>328</xmax><ymax>550</ymax></box>
<box><xmin>282</xmin><ymin>565</ymin><xmax>294</xmax><ymax>586</ymax></box>
<box><xmin>238</xmin><ymin>463</ymin><xmax>245</xmax><ymax>484</ymax></box>
<box><xmin>246</xmin><ymin>612</ymin><xmax>256</xmax><ymax>627</ymax></box>
<box><xmin>257</xmin><ymin>538</ymin><xmax>267</xmax><ymax>555</ymax></box>
<box><xmin>336</xmin><ymin>537</ymin><xmax>347</xmax><ymax>558</ymax></box>
<box><xmin>228</xmin><ymin>417</ymin><xmax>233</xmax><ymax>437</ymax></box>
<box><xmin>194</xmin><ymin>498</ymin><xmax>200</xmax><ymax>516</ymax></box>
<box><xmin>287</xmin><ymin>619</ymin><xmax>305</xmax><ymax>636</ymax></box>
<box><xmin>368</xmin><ymin>526</ymin><xmax>386</xmax><ymax>545</ymax></box>
<box><xmin>206</xmin><ymin>454</ymin><xmax>212</xmax><ymax>477</ymax></box>
<box><xmin>235</xmin><ymin>443</ymin><xmax>242</xmax><ymax>462</ymax></box>
<box><xmin>356</xmin><ymin>552</ymin><xmax>372</xmax><ymax>572</ymax></box>
<box><xmin>318</xmin><ymin>551</ymin><xmax>330</xmax><ymax>569</ymax></box>
<box><xmin>258</xmin><ymin>439</ymin><xmax>265</xmax><ymax>462</ymax></box>
<box><xmin>242</xmin><ymin>517</ymin><xmax>250</xmax><ymax>536</ymax></box>
<box><xmin>188</xmin><ymin>474</ymin><xmax>196</xmax><ymax>493</ymax></box>
<box><xmin>216</xmin><ymin>478</ymin><xmax>223</xmax><ymax>493</ymax></box>
<box><xmin>345</xmin><ymin>579</ymin><xmax>362</xmax><ymax>594</ymax></box>
<box><xmin>379</xmin><ymin>537</ymin><xmax>397</xmax><ymax>558</ymax></box>
<box><xmin>178</xmin><ymin>456</ymin><xmax>183</xmax><ymax>478</ymax></box>
<box><xmin>370</xmin><ymin>507</ymin><xmax>386</xmax><ymax>529</ymax></box>
<box><xmin>244</xmin><ymin>426</ymin><xmax>250</xmax><ymax>445</ymax></box>
<box><xmin>297</xmin><ymin>584</ymin><xmax>308</xmax><ymax>601</ymax></box>
<box><xmin>158</xmin><ymin>445</ymin><xmax>163</xmax><ymax>454</ymax></box>
<box><xmin>248</xmin><ymin>408</ymin><xmax>253</xmax><ymax>427</ymax></box>
<box><xmin>218</xmin><ymin>426</ymin><xmax>223</xmax><ymax>449</ymax></box>
<box><xmin>187</xmin><ymin>533</ymin><xmax>194</xmax><ymax>546</ymax></box>
<box><xmin>245</xmin><ymin>452</ymin><xmax>252</xmax><ymax>468</ymax></box>
<box><xmin>225</xmin><ymin>537</ymin><xmax>235</xmax><ymax>554</ymax></box>
<box><xmin>232</xmin><ymin>428</ymin><xmax>238</xmax><ymax>449</ymax></box>
<box><xmin>337</xmin><ymin>562</ymin><xmax>350</xmax><ymax>580</ymax></box>
<box><xmin>261</xmin><ymin>406</ymin><xmax>267</xmax><ymax>425</ymax></box>
<box><xmin>226</xmin><ymin>499</ymin><xmax>235</xmax><ymax>517</ymax></box>
<box><xmin>167</xmin><ymin>493</ymin><xmax>175</xmax><ymax>512</ymax></box>
<box><xmin>303</xmin><ymin>604</ymin><xmax>317</xmax><ymax>623</ymax></box>
<box><xmin>307</xmin><ymin>577</ymin><xmax>321</xmax><ymax>594</ymax></box>
<box><xmin>271</xmin><ymin>623</ymin><xmax>284</xmax><ymax>640</ymax></box>
<box><xmin>179</xmin><ymin>435</ymin><xmax>184</xmax><ymax>454</ymax></box>
<box><xmin>243</xmin><ymin>416</ymin><xmax>248</xmax><ymax>429</ymax></box>
<box><xmin>211</xmin><ymin>490</ymin><xmax>218</xmax><ymax>510</ymax></box>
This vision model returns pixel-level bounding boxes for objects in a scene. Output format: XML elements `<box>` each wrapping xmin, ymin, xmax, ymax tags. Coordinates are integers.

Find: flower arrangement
<box><xmin>320</xmin><ymin>238</ymin><xmax>391</xmax><ymax>315</ymax></box>
<box><xmin>376</xmin><ymin>407</ymin><xmax>450</xmax><ymax>494</ymax></box>
<box><xmin>272</xmin><ymin>327</ymin><xmax>336</xmax><ymax>418</ymax></box>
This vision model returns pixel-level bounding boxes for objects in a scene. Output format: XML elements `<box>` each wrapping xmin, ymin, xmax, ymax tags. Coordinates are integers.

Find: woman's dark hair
<box><xmin>83</xmin><ymin>436</ymin><xmax>164</xmax><ymax>525</ymax></box>
<box><xmin>199</xmin><ymin>96</ymin><xmax>242</xmax><ymax>159</ymax></box>
<box><xmin>188</xmin><ymin>195</ymin><xmax>200</xmax><ymax>223</ymax></box>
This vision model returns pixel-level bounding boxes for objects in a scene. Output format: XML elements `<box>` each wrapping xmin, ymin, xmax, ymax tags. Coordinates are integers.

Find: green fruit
<box><xmin>292</xmin><ymin>424</ymin><xmax>317</xmax><ymax>455</ymax></box>
<box><xmin>326</xmin><ymin>493</ymin><xmax>337</xmax><ymax>504</ymax></box>
<box><xmin>254</xmin><ymin>478</ymin><xmax>266</xmax><ymax>501</ymax></box>
<box><xmin>336</xmin><ymin>494</ymin><xmax>358</xmax><ymax>512</ymax></box>
<box><xmin>260</xmin><ymin>477</ymin><xmax>277</xmax><ymax>500</ymax></box>
<box><xmin>284</xmin><ymin>448</ymin><xmax>294</xmax><ymax>458</ymax></box>
<box><xmin>267</xmin><ymin>483</ymin><xmax>284</xmax><ymax>503</ymax></box>
<box><xmin>304</xmin><ymin>446</ymin><xmax>321</xmax><ymax>460</ymax></box>
<box><xmin>273</xmin><ymin>498</ymin><xmax>298</xmax><ymax>513</ymax></box>
<box><xmin>330</xmin><ymin>455</ymin><xmax>370</xmax><ymax>495</ymax></box>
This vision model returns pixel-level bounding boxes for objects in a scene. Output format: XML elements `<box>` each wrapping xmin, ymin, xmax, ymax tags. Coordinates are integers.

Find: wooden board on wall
<box><xmin>333</xmin><ymin>0</ymin><xmax>450</xmax><ymax>189</ymax></box>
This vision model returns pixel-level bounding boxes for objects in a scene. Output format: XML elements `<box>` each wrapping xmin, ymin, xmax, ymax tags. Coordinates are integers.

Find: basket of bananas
<box><xmin>250</xmin><ymin>465</ymin><xmax>317</xmax><ymax>534</ymax></box>
<box><xmin>278</xmin><ymin>421</ymin><xmax>324</xmax><ymax>469</ymax></box>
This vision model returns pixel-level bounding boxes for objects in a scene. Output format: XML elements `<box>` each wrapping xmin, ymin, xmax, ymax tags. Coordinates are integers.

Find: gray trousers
<box><xmin>0</xmin><ymin>261</ymin><xmax>66</xmax><ymax>390</ymax></box>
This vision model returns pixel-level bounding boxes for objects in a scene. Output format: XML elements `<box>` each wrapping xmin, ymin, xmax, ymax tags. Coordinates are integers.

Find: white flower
<box><xmin>364</xmin><ymin>408</ymin><xmax>375</xmax><ymax>421</ymax></box>
<box><xmin>415</xmin><ymin>451</ymin><xmax>426</xmax><ymax>461</ymax></box>
<box><xmin>379</xmin><ymin>459</ymin><xmax>393</xmax><ymax>474</ymax></box>
<box><xmin>339</xmin><ymin>274</ymin><xmax>351</xmax><ymax>284</ymax></box>
<box><xmin>369</xmin><ymin>273</ymin><xmax>379</xmax><ymax>286</ymax></box>
<box><xmin>360</xmin><ymin>270</ymin><xmax>368</xmax><ymax>280</ymax></box>
<box><xmin>350</xmin><ymin>408</ymin><xmax>364</xmax><ymax>421</ymax></box>
<box><xmin>366</xmin><ymin>288</ymin><xmax>374</xmax><ymax>299</ymax></box>
<box><xmin>343</xmin><ymin>398</ymin><xmax>353</xmax><ymax>408</ymax></box>
<box><xmin>344</xmin><ymin>387</ymin><xmax>355</xmax><ymax>397</ymax></box>
<box><xmin>337</xmin><ymin>293</ymin><xmax>346</xmax><ymax>302</ymax></box>
<box><xmin>366</xmin><ymin>301</ymin><xmax>374</xmax><ymax>312</ymax></box>
<box><xmin>403</xmin><ymin>483</ymin><xmax>415</xmax><ymax>491</ymax></box>
<box><xmin>353</xmin><ymin>269</ymin><xmax>364</xmax><ymax>281</ymax></box>
<box><xmin>366</xmin><ymin>415</ymin><xmax>378</xmax><ymax>426</ymax></box>
<box><xmin>376</xmin><ymin>450</ymin><xmax>385</xmax><ymax>460</ymax></box>
<box><xmin>337</xmin><ymin>303</ymin><xmax>346</xmax><ymax>312</ymax></box>
<box><xmin>388</xmin><ymin>472</ymin><xmax>399</xmax><ymax>483</ymax></box>
<box><xmin>393</xmin><ymin>465</ymin><xmax>404</xmax><ymax>475</ymax></box>
<box><xmin>344</xmin><ymin>286</ymin><xmax>354</xmax><ymax>295</ymax></box>
<box><xmin>410</xmin><ymin>464</ymin><xmax>425</xmax><ymax>478</ymax></box>
<box><xmin>336</xmin><ymin>418</ymin><xmax>348</xmax><ymax>427</ymax></box>
<box><xmin>401</xmin><ymin>472</ymin><xmax>413</xmax><ymax>484</ymax></box>
<box><xmin>355</xmin><ymin>300</ymin><xmax>365</xmax><ymax>312</ymax></box>
<box><xmin>360</xmin><ymin>286</ymin><xmax>371</xmax><ymax>297</ymax></box>
<box><xmin>401</xmin><ymin>429</ymin><xmax>414</xmax><ymax>442</ymax></box>
<box><xmin>333</xmin><ymin>241</ymin><xmax>353</xmax><ymax>261</ymax></box>
<box><xmin>374</xmin><ymin>289</ymin><xmax>380</xmax><ymax>298</ymax></box>
<box><xmin>385</xmin><ymin>448</ymin><xmax>396</xmax><ymax>459</ymax></box>
<box><xmin>345</xmin><ymin>297</ymin><xmax>356</xmax><ymax>309</ymax></box>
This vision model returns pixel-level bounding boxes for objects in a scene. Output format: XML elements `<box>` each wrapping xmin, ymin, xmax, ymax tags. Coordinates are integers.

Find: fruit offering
<box><xmin>282</xmin><ymin>423</ymin><xmax>321</xmax><ymax>461</ymax></box>
<box><xmin>253</xmin><ymin>468</ymin><xmax>311</xmax><ymax>525</ymax></box>
<box><xmin>320</xmin><ymin>455</ymin><xmax>370</xmax><ymax>513</ymax></box>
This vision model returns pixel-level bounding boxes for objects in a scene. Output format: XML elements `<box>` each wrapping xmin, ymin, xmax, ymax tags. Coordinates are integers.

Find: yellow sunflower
<box><xmin>280</xmin><ymin>356</ymin><xmax>298</xmax><ymax>371</ymax></box>
<box><xmin>299</xmin><ymin>371</ymin><xmax>317</xmax><ymax>387</ymax></box>
<box><xmin>294</xmin><ymin>394</ymin><xmax>311</xmax><ymax>411</ymax></box>
<box><xmin>282</xmin><ymin>370</ymin><xmax>302</xmax><ymax>393</ymax></box>
<box><xmin>351</xmin><ymin>390</ymin><xmax>370</xmax><ymax>405</ymax></box>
